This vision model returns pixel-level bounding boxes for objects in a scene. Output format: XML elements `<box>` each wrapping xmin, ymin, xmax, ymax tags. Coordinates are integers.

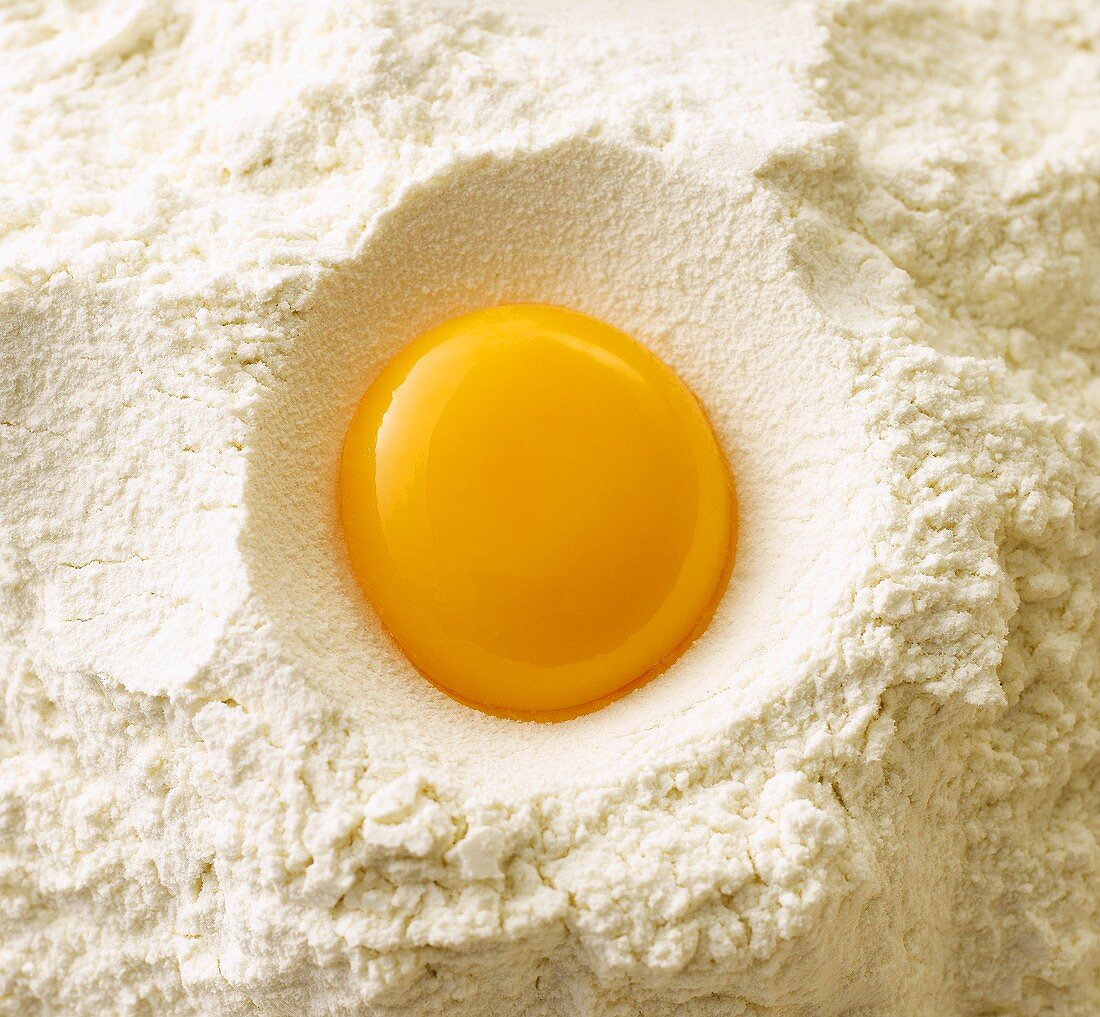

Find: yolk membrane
<box><xmin>339</xmin><ymin>304</ymin><xmax>736</xmax><ymax>720</ymax></box>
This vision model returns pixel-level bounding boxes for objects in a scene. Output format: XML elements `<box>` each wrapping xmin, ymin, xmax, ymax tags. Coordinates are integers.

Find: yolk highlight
<box><xmin>339</xmin><ymin>304</ymin><xmax>736</xmax><ymax>720</ymax></box>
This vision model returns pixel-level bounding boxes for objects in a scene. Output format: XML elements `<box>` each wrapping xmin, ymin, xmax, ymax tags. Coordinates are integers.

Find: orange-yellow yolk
<box><xmin>339</xmin><ymin>304</ymin><xmax>736</xmax><ymax>720</ymax></box>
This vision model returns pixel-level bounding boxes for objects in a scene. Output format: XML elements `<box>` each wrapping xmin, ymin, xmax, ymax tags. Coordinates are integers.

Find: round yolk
<box><xmin>339</xmin><ymin>304</ymin><xmax>735</xmax><ymax>720</ymax></box>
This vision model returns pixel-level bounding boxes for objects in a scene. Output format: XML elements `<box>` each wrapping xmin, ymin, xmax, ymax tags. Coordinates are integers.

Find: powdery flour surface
<box><xmin>1</xmin><ymin>1</ymin><xmax>1098</xmax><ymax>1014</ymax></box>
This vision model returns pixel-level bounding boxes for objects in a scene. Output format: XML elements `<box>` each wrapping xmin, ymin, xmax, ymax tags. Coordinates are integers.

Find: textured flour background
<box><xmin>1</xmin><ymin>0</ymin><xmax>1098</xmax><ymax>1015</ymax></box>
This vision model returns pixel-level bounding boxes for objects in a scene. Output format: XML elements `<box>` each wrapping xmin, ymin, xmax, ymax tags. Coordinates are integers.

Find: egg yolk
<box><xmin>339</xmin><ymin>304</ymin><xmax>735</xmax><ymax>720</ymax></box>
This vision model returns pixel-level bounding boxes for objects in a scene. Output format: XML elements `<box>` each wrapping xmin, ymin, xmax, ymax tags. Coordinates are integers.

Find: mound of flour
<box><xmin>1</xmin><ymin>1</ymin><xmax>1097</xmax><ymax>1014</ymax></box>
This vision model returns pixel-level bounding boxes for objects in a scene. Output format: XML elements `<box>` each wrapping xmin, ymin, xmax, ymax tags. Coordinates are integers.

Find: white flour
<box><xmin>1</xmin><ymin>1</ymin><xmax>1098</xmax><ymax>1014</ymax></box>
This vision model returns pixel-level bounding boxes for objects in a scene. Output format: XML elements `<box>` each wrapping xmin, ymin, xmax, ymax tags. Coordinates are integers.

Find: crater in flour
<box><xmin>241</xmin><ymin>137</ymin><xmax>878</xmax><ymax>790</ymax></box>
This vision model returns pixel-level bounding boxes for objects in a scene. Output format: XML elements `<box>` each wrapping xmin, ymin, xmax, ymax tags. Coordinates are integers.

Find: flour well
<box><xmin>1</xmin><ymin>1</ymin><xmax>1098</xmax><ymax>1015</ymax></box>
